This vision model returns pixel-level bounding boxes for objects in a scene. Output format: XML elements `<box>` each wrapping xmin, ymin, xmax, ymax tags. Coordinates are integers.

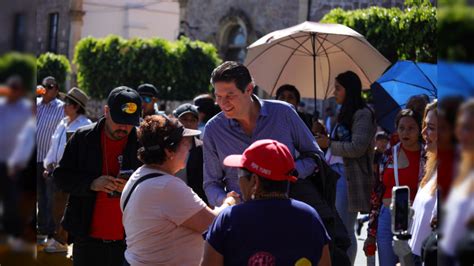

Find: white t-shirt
<box><xmin>408</xmin><ymin>172</ymin><xmax>437</xmax><ymax>256</ymax></box>
<box><xmin>121</xmin><ymin>166</ymin><xmax>207</xmax><ymax>266</ymax></box>
<box><xmin>440</xmin><ymin>171</ymin><xmax>474</xmax><ymax>256</ymax></box>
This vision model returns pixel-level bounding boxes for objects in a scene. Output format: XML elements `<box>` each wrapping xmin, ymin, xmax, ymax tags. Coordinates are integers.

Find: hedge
<box><xmin>0</xmin><ymin>52</ymin><xmax>36</xmax><ymax>91</ymax></box>
<box><xmin>438</xmin><ymin>4</ymin><xmax>474</xmax><ymax>62</ymax></box>
<box><xmin>74</xmin><ymin>35</ymin><xmax>221</xmax><ymax>100</ymax></box>
<box><xmin>321</xmin><ymin>4</ymin><xmax>437</xmax><ymax>63</ymax></box>
<box><xmin>37</xmin><ymin>52</ymin><xmax>71</xmax><ymax>90</ymax></box>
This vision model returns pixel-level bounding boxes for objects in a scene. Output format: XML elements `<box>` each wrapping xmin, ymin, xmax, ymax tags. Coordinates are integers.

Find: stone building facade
<box><xmin>0</xmin><ymin>0</ymin><xmax>37</xmax><ymax>54</ymax></box>
<box><xmin>36</xmin><ymin>0</ymin><xmax>84</xmax><ymax>58</ymax></box>
<box><xmin>178</xmin><ymin>0</ymin><xmax>405</xmax><ymax>62</ymax></box>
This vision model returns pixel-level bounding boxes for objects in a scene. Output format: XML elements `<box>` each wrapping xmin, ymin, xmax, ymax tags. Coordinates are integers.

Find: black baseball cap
<box><xmin>107</xmin><ymin>86</ymin><xmax>142</xmax><ymax>126</ymax></box>
<box><xmin>173</xmin><ymin>103</ymin><xmax>199</xmax><ymax>119</ymax></box>
<box><xmin>137</xmin><ymin>83</ymin><xmax>159</xmax><ymax>98</ymax></box>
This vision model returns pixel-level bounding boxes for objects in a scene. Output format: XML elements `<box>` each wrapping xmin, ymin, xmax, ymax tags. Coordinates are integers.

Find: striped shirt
<box><xmin>37</xmin><ymin>97</ymin><xmax>64</xmax><ymax>162</ymax></box>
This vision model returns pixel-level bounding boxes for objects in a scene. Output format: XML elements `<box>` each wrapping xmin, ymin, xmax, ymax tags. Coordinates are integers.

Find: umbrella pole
<box><xmin>311</xmin><ymin>33</ymin><xmax>317</xmax><ymax>118</ymax></box>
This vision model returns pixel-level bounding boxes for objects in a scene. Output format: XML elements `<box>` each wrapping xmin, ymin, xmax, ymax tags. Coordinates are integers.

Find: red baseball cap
<box><xmin>223</xmin><ymin>139</ymin><xmax>297</xmax><ymax>182</ymax></box>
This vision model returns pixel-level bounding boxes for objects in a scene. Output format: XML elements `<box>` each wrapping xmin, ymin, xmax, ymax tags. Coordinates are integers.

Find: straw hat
<box><xmin>60</xmin><ymin>87</ymin><xmax>89</xmax><ymax>109</ymax></box>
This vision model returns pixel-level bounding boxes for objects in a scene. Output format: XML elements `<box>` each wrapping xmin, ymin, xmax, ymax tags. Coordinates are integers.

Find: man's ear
<box><xmin>245</xmin><ymin>83</ymin><xmax>254</xmax><ymax>95</ymax></box>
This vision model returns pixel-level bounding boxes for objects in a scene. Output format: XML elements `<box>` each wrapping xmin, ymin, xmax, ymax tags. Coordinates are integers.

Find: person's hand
<box><xmin>114</xmin><ymin>178</ymin><xmax>127</xmax><ymax>192</ymax></box>
<box><xmin>43</xmin><ymin>170</ymin><xmax>50</xmax><ymax>178</ymax></box>
<box><xmin>363</xmin><ymin>235</ymin><xmax>377</xmax><ymax>256</ymax></box>
<box><xmin>90</xmin><ymin>175</ymin><xmax>118</xmax><ymax>193</ymax></box>
<box><xmin>226</xmin><ymin>191</ymin><xmax>241</xmax><ymax>205</ymax></box>
<box><xmin>315</xmin><ymin>133</ymin><xmax>330</xmax><ymax>149</ymax></box>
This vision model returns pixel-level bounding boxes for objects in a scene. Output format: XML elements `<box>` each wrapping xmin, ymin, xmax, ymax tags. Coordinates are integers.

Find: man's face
<box><xmin>178</xmin><ymin>113</ymin><xmax>199</xmax><ymax>130</ymax></box>
<box><xmin>104</xmin><ymin>106</ymin><xmax>134</xmax><ymax>140</ymax></box>
<box><xmin>277</xmin><ymin>90</ymin><xmax>298</xmax><ymax>109</ymax></box>
<box><xmin>140</xmin><ymin>95</ymin><xmax>157</xmax><ymax>117</ymax></box>
<box><xmin>214</xmin><ymin>81</ymin><xmax>252</xmax><ymax>120</ymax></box>
<box><xmin>42</xmin><ymin>82</ymin><xmax>59</xmax><ymax>102</ymax></box>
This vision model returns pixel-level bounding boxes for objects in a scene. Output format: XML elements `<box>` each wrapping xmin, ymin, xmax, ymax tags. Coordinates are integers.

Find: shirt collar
<box><xmin>229</xmin><ymin>94</ymin><xmax>268</xmax><ymax>127</ymax></box>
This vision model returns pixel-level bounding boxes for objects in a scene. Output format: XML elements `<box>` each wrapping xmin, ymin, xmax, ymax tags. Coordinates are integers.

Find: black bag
<box><xmin>290</xmin><ymin>152</ymin><xmax>351</xmax><ymax>266</ymax></box>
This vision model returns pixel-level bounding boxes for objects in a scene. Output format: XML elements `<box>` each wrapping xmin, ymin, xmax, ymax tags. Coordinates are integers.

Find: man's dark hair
<box><xmin>210</xmin><ymin>61</ymin><xmax>252</xmax><ymax>92</ymax></box>
<box><xmin>275</xmin><ymin>84</ymin><xmax>301</xmax><ymax>104</ymax></box>
<box><xmin>137</xmin><ymin>115</ymin><xmax>183</xmax><ymax>165</ymax></box>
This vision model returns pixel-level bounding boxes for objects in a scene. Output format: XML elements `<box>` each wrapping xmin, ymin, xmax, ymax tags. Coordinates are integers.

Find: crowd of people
<box><xmin>0</xmin><ymin>60</ymin><xmax>473</xmax><ymax>266</ymax></box>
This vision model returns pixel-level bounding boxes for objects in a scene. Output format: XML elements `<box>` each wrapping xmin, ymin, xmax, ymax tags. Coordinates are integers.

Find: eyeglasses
<box><xmin>43</xmin><ymin>84</ymin><xmax>56</xmax><ymax>90</ymax></box>
<box><xmin>238</xmin><ymin>168</ymin><xmax>253</xmax><ymax>179</ymax></box>
<box><xmin>141</xmin><ymin>96</ymin><xmax>153</xmax><ymax>104</ymax></box>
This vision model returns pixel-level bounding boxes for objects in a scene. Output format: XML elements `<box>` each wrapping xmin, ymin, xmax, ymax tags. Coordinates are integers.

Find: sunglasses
<box><xmin>238</xmin><ymin>168</ymin><xmax>253</xmax><ymax>179</ymax></box>
<box><xmin>43</xmin><ymin>83</ymin><xmax>56</xmax><ymax>90</ymax></box>
<box><xmin>141</xmin><ymin>96</ymin><xmax>153</xmax><ymax>104</ymax></box>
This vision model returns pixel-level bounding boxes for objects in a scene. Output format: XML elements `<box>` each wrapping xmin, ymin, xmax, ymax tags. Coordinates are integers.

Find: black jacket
<box><xmin>53</xmin><ymin>118</ymin><xmax>141</xmax><ymax>239</ymax></box>
<box><xmin>186</xmin><ymin>137</ymin><xmax>208</xmax><ymax>204</ymax></box>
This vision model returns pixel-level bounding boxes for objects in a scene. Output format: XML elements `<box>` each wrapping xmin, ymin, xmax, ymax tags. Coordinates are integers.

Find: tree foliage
<box><xmin>37</xmin><ymin>52</ymin><xmax>71</xmax><ymax>90</ymax></box>
<box><xmin>0</xmin><ymin>52</ymin><xmax>36</xmax><ymax>91</ymax></box>
<box><xmin>321</xmin><ymin>5</ymin><xmax>437</xmax><ymax>63</ymax></box>
<box><xmin>74</xmin><ymin>35</ymin><xmax>221</xmax><ymax>99</ymax></box>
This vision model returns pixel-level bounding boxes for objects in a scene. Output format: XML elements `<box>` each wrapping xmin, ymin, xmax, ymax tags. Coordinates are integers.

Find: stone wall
<box><xmin>0</xmin><ymin>0</ymin><xmax>37</xmax><ymax>54</ymax></box>
<box><xmin>180</xmin><ymin>0</ymin><xmax>405</xmax><ymax>60</ymax></box>
<box><xmin>36</xmin><ymin>0</ymin><xmax>73</xmax><ymax>57</ymax></box>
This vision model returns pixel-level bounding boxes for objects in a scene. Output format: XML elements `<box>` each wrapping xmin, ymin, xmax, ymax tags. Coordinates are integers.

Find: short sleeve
<box><xmin>161</xmin><ymin>178</ymin><xmax>207</xmax><ymax>225</ymax></box>
<box><xmin>204</xmin><ymin>208</ymin><xmax>230</xmax><ymax>255</ymax></box>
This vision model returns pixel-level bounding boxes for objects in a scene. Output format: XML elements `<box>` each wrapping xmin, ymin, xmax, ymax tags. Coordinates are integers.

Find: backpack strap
<box><xmin>122</xmin><ymin>173</ymin><xmax>163</xmax><ymax>210</ymax></box>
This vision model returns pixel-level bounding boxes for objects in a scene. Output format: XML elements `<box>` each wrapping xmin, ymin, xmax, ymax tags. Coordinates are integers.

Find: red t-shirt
<box><xmin>89</xmin><ymin>128</ymin><xmax>128</xmax><ymax>240</ymax></box>
<box><xmin>438</xmin><ymin>149</ymin><xmax>455</xmax><ymax>199</ymax></box>
<box><xmin>382</xmin><ymin>146</ymin><xmax>421</xmax><ymax>202</ymax></box>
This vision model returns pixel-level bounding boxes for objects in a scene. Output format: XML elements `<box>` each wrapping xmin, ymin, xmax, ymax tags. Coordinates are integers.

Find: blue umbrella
<box><xmin>371</xmin><ymin>60</ymin><xmax>437</xmax><ymax>133</ymax></box>
<box><xmin>438</xmin><ymin>61</ymin><xmax>474</xmax><ymax>100</ymax></box>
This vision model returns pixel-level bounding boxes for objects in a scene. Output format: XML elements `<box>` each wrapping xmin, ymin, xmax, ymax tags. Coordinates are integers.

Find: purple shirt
<box><xmin>203</xmin><ymin>96</ymin><xmax>322</xmax><ymax>206</ymax></box>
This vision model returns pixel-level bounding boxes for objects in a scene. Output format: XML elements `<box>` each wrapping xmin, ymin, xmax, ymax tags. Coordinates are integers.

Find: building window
<box><xmin>48</xmin><ymin>13</ymin><xmax>59</xmax><ymax>53</ymax></box>
<box><xmin>12</xmin><ymin>14</ymin><xmax>26</xmax><ymax>51</ymax></box>
<box><xmin>224</xmin><ymin>24</ymin><xmax>247</xmax><ymax>63</ymax></box>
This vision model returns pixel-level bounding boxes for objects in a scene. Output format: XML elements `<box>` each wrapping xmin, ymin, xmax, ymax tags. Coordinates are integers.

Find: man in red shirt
<box><xmin>54</xmin><ymin>86</ymin><xmax>142</xmax><ymax>266</ymax></box>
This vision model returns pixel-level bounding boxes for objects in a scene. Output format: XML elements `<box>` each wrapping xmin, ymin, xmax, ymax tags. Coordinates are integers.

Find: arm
<box><xmin>201</xmin><ymin>241</ymin><xmax>224</xmax><ymax>266</ymax></box>
<box><xmin>203</xmin><ymin>127</ymin><xmax>227</xmax><ymax>206</ymax></box>
<box><xmin>182</xmin><ymin>196</ymin><xmax>236</xmax><ymax>233</ymax></box>
<box><xmin>43</xmin><ymin>120</ymin><xmax>64</xmax><ymax>169</ymax></box>
<box><xmin>331</xmin><ymin>108</ymin><xmax>376</xmax><ymax>158</ymax></box>
<box><xmin>318</xmin><ymin>245</ymin><xmax>331</xmax><ymax>266</ymax></box>
<box><xmin>288</xmin><ymin>106</ymin><xmax>322</xmax><ymax>179</ymax></box>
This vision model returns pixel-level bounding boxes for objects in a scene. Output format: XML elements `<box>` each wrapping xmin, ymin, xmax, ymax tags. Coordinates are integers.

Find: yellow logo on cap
<box><xmin>121</xmin><ymin>103</ymin><xmax>137</xmax><ymax>114</ymax></box>
<box><xmin>295</xmin><ymin>257</ymin><xmax>312</xmax><ymax>266</ymax></box>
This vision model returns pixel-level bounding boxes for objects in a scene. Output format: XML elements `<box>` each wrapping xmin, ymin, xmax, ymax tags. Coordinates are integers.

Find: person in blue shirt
<box><xmin>203</xmin><ymin>61</ymin><xmax>323</xmax><ymax>207</ymax></box>
<box><xmin>201</xmin><ymin>139</ymin><xmax>331</xmax><ymax>266</ymax></box>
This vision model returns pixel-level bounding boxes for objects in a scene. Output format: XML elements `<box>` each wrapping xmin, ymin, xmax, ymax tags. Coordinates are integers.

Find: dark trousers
<box><xmin>73</xmin><ymin>237</ymin><xmax>126</xmax><ymax>266</ymax></box>
<box><xmin>37</xmin><ymin>162</ymin><xmax>55</xmax><ymax>236</ymax></box>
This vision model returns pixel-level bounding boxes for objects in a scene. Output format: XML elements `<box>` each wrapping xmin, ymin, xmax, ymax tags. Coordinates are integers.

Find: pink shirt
<box><xmin>121</xmin><ymin>166</ymin><xmax>207</xmax><ymax>266</ymax></box>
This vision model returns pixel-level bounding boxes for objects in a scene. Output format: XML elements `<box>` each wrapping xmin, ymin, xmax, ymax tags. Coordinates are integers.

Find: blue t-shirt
<box><xmin>205</xmin><ymin>199</ymin><xmax>330</xmax><ymax>266</ymax></box>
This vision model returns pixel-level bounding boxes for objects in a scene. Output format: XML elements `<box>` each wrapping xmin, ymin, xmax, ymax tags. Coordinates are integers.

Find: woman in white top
<box><xmin>42</xmin><ymin>87</ymin><xmax>92</xmax><ymax>252</ymax></box>
<box><xmin>408</xmin><ymin>101</ymin><xmax>438</xmax><ymax>265</ymax></box>
<box><xmin>440</xmin><ymin>99</ymin><xmax>474</xmax><ymax>265</ymax></box>
<box><xmin>121</xmin><ymin>115</ymin><xmax>237</xmax><ymax>266</ymax></box>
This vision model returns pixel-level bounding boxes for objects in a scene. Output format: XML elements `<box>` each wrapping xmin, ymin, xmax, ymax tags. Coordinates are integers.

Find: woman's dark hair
<box><xmin>137</xmin><ymin>115</ymin><xmax>184</xmax><ymax>165</ymax></box>
<box><xmin>439</xmin><ymin>96</ymin><xmax>463</xmax><ymax>144</ymax></box>
<box><xmin>210</xmin><ymin>61</ymin><xmax>253</xmax><ymax>92</ymax></box>
<box><xmin>336</xmin><ymin>71</ymin><xmax>367</xmax><ymax>128</ymax></box>
<box><xmin>66</xmin><ymin>98</ymin><xmax>86</xmax><ymax>115</ymax></box>
<box><xmin>395</xmin><ymin>109</ymin><xmax>422</xmax><ymax>131</ymax></box>
<box><xmin>275</xmin><ymin>84</ymin><xmax>301</xmax><ymax>104</ymax></box>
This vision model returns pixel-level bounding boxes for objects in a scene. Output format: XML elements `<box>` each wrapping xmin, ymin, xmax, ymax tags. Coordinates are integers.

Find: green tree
<box><xmin>37</xmin><ymin>52</ymin><xmax>71</xmax><ymax>90</ymax></box>
<box><xmin>74</xmin><ymin>35</ymin><xmax>221</xmax><ymax>100</ymax></box>
<box><xmin>0</xmin><ymin>52</ymin><xmax>36</xmax><ymax>91</ymax></box>
<box><xmin>321</xmin><ymin>5</ymin><xmax>436</xmax><ymax>63</ymax></box>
